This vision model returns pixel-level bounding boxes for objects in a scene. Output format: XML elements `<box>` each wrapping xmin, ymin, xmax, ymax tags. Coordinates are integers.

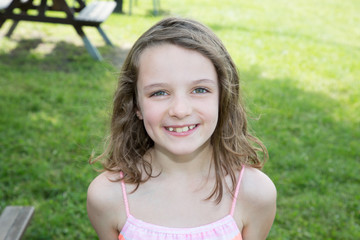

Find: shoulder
<box><xmin>234</xmin><ymin>166</ymin><xmax>277</xmax><ymax>239</ymax></box>
<box><xmin>87</xmin><ymin>171</ymin><xmax>126</xmax><ymax>238</ymax></box>
<box><xmin>241</xmin><ymin>166</ymin><xmax>277</xmax><ymax>205</ymax></box>
<box><xmin>88</xmin><ymin>172</ymin><xmax>121</xmax><ymax>201</ymax></box>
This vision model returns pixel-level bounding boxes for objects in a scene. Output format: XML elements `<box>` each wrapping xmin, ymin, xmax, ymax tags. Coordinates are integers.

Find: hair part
<box><xmin>91</xmin><ymin>17</ymin><xmax>268</xmax><ymax>203</ymax></box>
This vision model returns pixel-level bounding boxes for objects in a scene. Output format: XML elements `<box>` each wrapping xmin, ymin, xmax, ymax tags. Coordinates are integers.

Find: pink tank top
<box><xmin>119</xmin><ymin>167</ymin><xmax>245</xmax><ymax>240</ymax></box>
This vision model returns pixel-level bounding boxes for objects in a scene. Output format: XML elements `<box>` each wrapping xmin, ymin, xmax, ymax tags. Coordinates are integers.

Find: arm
<box><xmin>87</xmin><ymin>172</ymin><xmax>125</xmax><ymax>240</ymax></box>
<box><xmin>238</xmin><ymin>167</ymin><xmax>277</xmax><ymax>240</ymax></box>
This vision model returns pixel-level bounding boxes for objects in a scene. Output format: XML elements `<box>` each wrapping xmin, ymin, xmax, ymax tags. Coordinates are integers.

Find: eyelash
<box><xmin>150</xmin><ymin>90</ymin><xmax>168</xmax><ymax>97</ymax></box>
<box><xmin>192</xmin><ymin>87</ymin><xmax>209</xmax><ymax>94</ymax></box>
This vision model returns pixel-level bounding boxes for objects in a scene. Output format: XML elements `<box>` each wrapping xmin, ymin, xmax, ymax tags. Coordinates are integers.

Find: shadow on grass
<box><xmin>0</xmin><ymin>37</ymin><xmax>130</xmax><ymax>71</ymax></box>
<box><xmin>242</xmin><ymin>66</ymin><xmax>359</xmax><ymax>239</ymax></box>
<box><xmin>243</xmin><ymin>66</ymin><xmax>359</xmax><ymax>184</ymax></box>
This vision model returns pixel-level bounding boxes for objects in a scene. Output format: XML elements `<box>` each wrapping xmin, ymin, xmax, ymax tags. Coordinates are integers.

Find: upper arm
<box><xmin>87</xmin><ymin>172</ymin><xmax>124</xmax><ymax>240</ymax></box>
<box><xmin>238</xmin><ymin>167</ymin><xmax>277</xmax><ymax>240</ymax></box>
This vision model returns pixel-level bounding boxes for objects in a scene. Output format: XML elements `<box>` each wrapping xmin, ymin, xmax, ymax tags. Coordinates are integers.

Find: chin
<box><xmin>166</xmin><ymin>144</ymin><xmax>210</xmax><ymax>157</ymax></box>
<box><xmin>168</xmin><ymin>148</ymin><xmax>198</xmax><ymax>156</ymax></box>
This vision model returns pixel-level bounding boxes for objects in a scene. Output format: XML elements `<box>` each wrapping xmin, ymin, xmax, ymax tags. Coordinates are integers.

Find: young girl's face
<box><xmin>136</xmin><ymin>44</ymin><xmax>219</xmax><ymax>157</ymax></box>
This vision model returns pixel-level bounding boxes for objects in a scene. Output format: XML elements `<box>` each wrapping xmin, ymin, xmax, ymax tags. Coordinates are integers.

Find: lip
<box><xmin>164</xmin><ymin>124</ymin><xmax>199</xmax><ymax>136</ymax></box>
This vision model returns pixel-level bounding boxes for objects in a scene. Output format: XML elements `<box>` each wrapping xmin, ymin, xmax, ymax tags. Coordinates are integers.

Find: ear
<box><xmin>136</xmin><ymin>110</ymin><xmax>143</xmax><ymax>120</ymax></box>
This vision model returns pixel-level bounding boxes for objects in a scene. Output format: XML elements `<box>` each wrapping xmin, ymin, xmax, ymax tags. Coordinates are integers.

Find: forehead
<box><xmin>137</xmin><ymin>44</ymin><xmax>218</xmax><ymax>87</ymax></box>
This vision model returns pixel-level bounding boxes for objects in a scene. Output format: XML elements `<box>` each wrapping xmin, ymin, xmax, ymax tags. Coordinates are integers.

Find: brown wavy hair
<box><xmin>91</xmin><ymin>17</ymin><xmax>268</xmax><ymax>203</ymax></box>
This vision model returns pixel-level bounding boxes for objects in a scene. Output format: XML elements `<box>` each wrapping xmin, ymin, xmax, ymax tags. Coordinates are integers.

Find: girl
<box><xmin>87</xmin><ymin>17</ymin><xmax>276</xmax><ymax>240</ymax></box>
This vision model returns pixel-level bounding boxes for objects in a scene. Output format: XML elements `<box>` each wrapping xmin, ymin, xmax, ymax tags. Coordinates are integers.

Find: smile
<box><xmin>165</xmin><ymin>124</ymin><xmax>197</xmax><ymax>133</ymax></box>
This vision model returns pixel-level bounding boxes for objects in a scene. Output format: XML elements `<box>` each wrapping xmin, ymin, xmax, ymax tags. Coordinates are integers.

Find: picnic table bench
<box><xmin>0</xmin><ymin>0</ymin><xmax>117</xmax><ymax>60</ymax></box>
<box><xmin>0</xmin><ymin>206</ymin><xmax>35</xmax><ymax>240</ymax></box>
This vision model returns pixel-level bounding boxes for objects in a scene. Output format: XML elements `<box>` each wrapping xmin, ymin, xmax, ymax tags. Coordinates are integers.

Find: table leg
<box><xmin>74</xmin><ymin>26</ymin><xmax>102</xmax><ymax>61</ymax></box>
<box><xmin>97</xmin><ymin>26</ymin><xmax>113</xmax><ymax>46</ymax></box>
<box><xmin>5</xmin><ymin>20</ymin><xmax>19</xmax><ymax>37</ymax></box>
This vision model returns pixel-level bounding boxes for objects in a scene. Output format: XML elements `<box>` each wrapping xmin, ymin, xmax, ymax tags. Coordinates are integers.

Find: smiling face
<box><xmin>136</xmin><ymin>44</ymin><xmax>219</xmax><ymax>158</ymax></box>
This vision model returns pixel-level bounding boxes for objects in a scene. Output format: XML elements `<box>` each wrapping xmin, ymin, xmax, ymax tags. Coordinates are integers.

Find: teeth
<box><xmin>167</xmin><ymin>125</ymin><xmax>196</xmax><ymax>133</ymax></box>
<box><xmin>182</xmin><ymin>127</ymin><xmax>189</xmax><ymax>132</ymax></box>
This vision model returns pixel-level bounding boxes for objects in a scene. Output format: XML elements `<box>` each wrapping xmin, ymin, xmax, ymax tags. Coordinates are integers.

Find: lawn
<box><xmin>0</xmin><ymin>0</ymin><xmax>359</xmax><ymax>239</ymax></box>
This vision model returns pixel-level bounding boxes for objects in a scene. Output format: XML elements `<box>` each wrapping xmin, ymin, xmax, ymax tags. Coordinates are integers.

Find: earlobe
<box><xmin>136</xmin><ymin>111</ymin><xmax>143</xmax><ymax>120</ymax></box>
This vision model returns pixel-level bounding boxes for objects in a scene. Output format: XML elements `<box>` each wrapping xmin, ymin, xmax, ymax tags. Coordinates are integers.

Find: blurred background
<box><xmin>0</xmin><ymin>0</ymin><xmax>359</xmax><ymax>239</ymax></box>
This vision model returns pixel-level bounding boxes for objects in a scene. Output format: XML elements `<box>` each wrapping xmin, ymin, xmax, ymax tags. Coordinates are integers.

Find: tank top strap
<box><xmin>119</xmin><ymin>172</ymin><xmax>130</xmax><ymax>217</ymax></box>
<box><xmin>230</xmin><ymin>166</ymin><xmax>245</xmax><ymax>216</ymax></box>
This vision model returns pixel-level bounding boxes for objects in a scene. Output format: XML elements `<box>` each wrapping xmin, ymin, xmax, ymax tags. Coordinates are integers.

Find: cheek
<box><xmin>203</xmin><ymin>97</ymin><xmax>219</xmax><ymax>119</ymax></box>
<box><xmin>209</xmin><ymin>98</ymin><xmax>220</xmax><ymax>132</ymax></box>
<box><xmin>141</xmin><ymin>102</ymin><xmax>164</xmax><ymax>131</ymax></box>
<box><xmin>210</xmin><ymin>106</ymin><xmax>219</xmax><ymax>129</ymax></box>
<box><xmin>196</xmin><ymin>98</ymin><xmax>219</xmax><ymax>134</ymax></box>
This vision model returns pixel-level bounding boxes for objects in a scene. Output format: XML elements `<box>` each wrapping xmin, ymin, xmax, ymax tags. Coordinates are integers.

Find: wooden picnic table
<box><xmin>0</xmin><ymin>0</ymin><xmax>117</xmax><ymax>60</ymax></box>
<box><xmin>0</xmin><ymin>206</ymin><xmax>35</xmax><ymax>240</ymax></box>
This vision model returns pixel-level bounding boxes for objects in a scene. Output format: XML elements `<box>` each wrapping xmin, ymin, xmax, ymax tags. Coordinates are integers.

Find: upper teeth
<box><xmin>167</xmin><ymin>125</ymin><xmax>196</xmax><ymax>133</ymax></box>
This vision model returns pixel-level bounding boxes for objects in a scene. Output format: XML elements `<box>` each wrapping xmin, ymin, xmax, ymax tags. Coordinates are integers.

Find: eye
<box><xmin>150</xmin><ymin>90</ymin><xmax>168</xmax><ymax>97</ymax></box>
<box><xmin>192</xmin><ymin>88</ymin><xmax>209</xmax><ymax>94</ymax></box>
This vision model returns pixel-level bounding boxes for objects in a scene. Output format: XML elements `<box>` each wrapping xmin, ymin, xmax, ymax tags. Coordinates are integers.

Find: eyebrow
<box><xmin>192</xmin><ymin>78</ymin><xmax>217</xmax><ymax>85</ymax></box>
<box><xmin>143</xmin><ymin>79</ymin><xmax>217</xmax><ymax>92</ymax></box>
<box><xmin>143</xmin><ymin>83</ymin><xmax>169</xmax><ymax>92</ymax></box>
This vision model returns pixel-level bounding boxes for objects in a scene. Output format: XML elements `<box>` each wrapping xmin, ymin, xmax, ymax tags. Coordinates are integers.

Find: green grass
<box><xmin>1</xmin><ymin>0</ymin><xmax>359</xmax><ymax>239</ymax></box>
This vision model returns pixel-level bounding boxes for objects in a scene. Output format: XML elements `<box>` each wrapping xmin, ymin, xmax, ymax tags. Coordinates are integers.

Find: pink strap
<box><xmin>230</xmin><ymin>166</ymin><xmax>245</xmax><ymax>216</ymax></box>
<box><xmin>120</xmin><ymin>172</ymin><xmax>130</xmax><ymax>217</ymax></box>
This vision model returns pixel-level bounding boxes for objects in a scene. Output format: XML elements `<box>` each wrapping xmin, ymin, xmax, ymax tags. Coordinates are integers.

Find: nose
<box><xmin>168</xmin><ymin>95</ymin><xmax>192</xmax><ymax>119</ymax></box>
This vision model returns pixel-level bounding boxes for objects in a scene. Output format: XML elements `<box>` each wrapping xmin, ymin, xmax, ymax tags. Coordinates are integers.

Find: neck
<box><xmin>150</xmin><ymin>141</ymin><xmax>214</xmax><ymax>177</ymax></box>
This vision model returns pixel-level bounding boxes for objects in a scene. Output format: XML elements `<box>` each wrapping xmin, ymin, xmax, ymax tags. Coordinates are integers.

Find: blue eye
<box><xmin>192</xmin><ymin>88</ymin><xmax>209</xmax><ymax>94</ymax></box>
<box><xmin>151</xmin><ymin>91</ymin><xmax>168</xmax><ymax>97</ymax></box>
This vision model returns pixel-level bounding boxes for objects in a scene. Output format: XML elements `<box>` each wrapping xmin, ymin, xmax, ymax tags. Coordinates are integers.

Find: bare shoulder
<box><xmin>241</xmin><ymin>166</ymin><xmax>277</xmax><ymax>205</ymax></box>
<box><xmin>235</xmin><ymin>166</ymin><xmax>277</xmax><ymax>240</ymax></box>
<box><xmin>88</xmin><ymin>171</ymin><xmax>122</xmax><ymax>205</ymax></box>
<box><xmin>87</xmin><ymin>171</ymin><xmax>126</xmax><ymax>239</ymax></box>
